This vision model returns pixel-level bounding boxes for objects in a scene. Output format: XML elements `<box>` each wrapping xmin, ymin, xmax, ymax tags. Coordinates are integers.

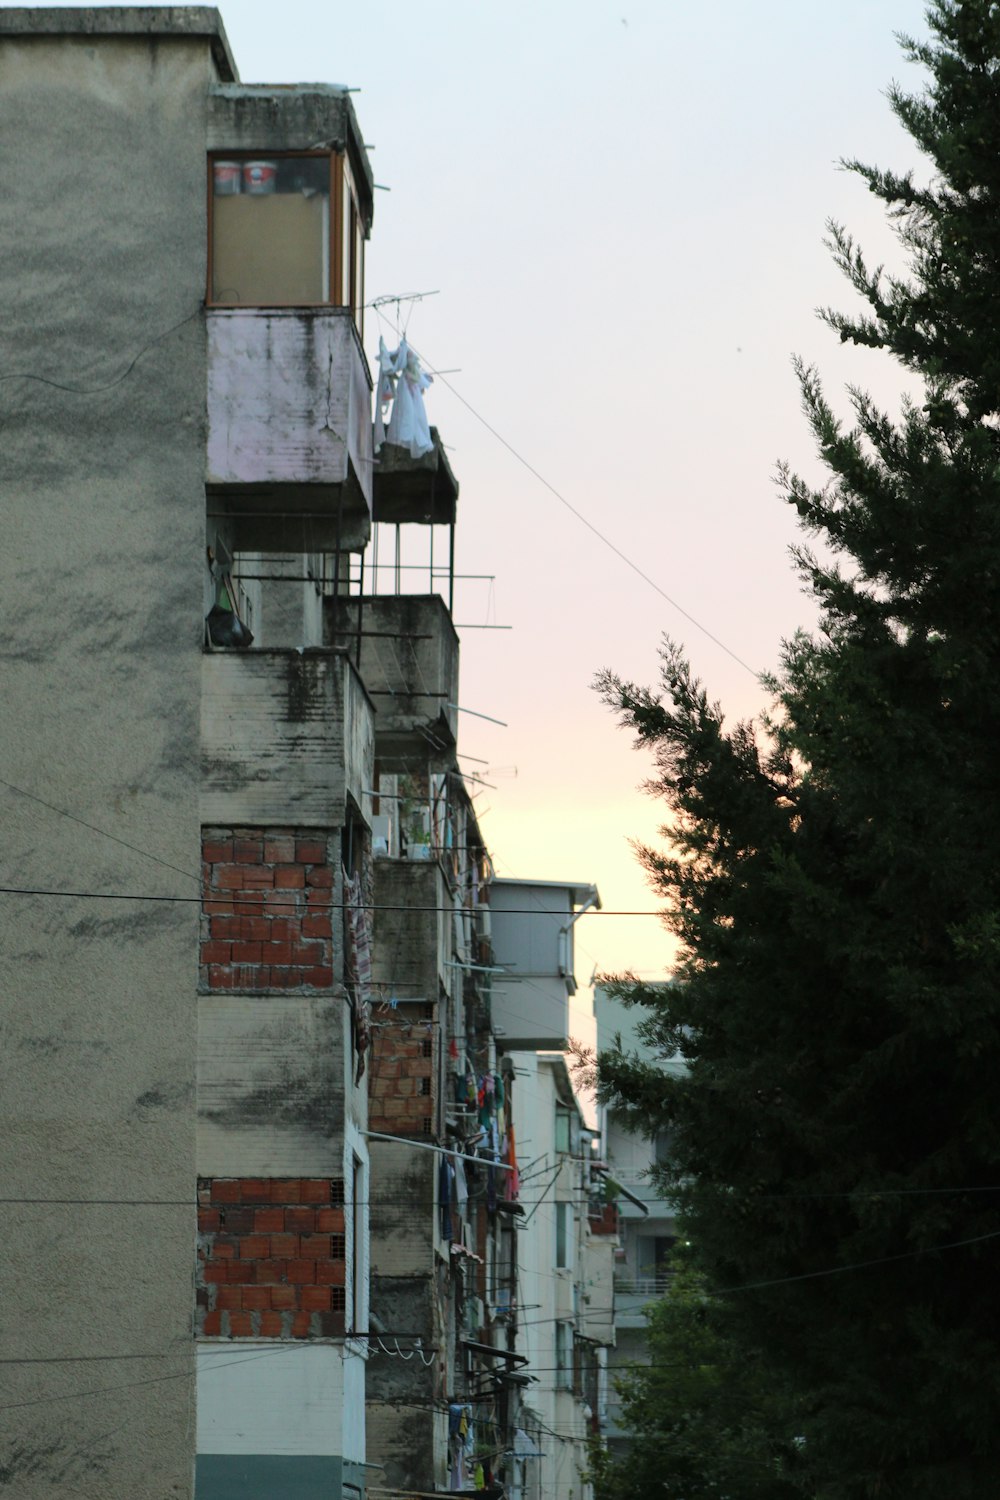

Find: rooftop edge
<box><xmin>0</xmin><ymin>7</ymin><xmax>238</xmax><ymax>81</ymax></box>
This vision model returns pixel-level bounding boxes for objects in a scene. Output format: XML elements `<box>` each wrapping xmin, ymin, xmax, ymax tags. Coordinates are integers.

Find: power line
<box><xmin>8</xmin><ymin>1180</ymin><xmax>1000</xmax><ymax>1209</ymax></box>
<box><xmin>758</xmin><ymin>1184</ymin><xmax>1000</xmax><ymax>1199</ymax></box>
<box><xmin>0</xmin><ymin>777</ymin><xmax>199</xmax><ymax>886</ymax></box>
<box><xmin>0</xmin><ymin>305</ymin><xmax>203</xmax><ymax>395</ymax></box>
<box><xmin>711</xmin><ymin>1226</ymin><xmax>1000</xmax><ymax>1296</ymax></box>
<box><xmin>0</xmin><ymin>1343</ymin><xmax>301</xmax><ymax>1415</ymax></box>
<box><xmin>397</xmin><ymin>324</ymin><xmax>759</xmax><ymax>680</ymax></box>
<box><xmin>0</xmin><ymin>883</ymin><xmax>660</xmax><ymax>916</ymax></box>
<box><xmin>0</xmin><ymin>1352</ymin><xmax>197</xmax><ymax>1367</ymax></box>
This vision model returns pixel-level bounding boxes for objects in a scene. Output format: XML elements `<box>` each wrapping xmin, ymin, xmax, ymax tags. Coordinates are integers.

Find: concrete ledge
<box><xmin>0</xmin><ymin>7</ymin><xmax>237</xmax><ymax>80</ymax></box>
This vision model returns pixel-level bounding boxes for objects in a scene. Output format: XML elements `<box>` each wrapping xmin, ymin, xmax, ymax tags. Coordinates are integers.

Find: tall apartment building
<box><xmin>507</xmin><ymin>1053</ymin><xmax>617</xmax><ymax>1500</ymax></box>
<box><xmin>0</xmin><ymin>11</ymin><xmax>618</xmax><ymax>1500</ymax></box>
<box><xmin>491</xmin><ymin>884</ymin><xmax>616</xmax><ymax>1500</ymax></box>
<box><xmin>1</xmin><ymin>9</ymin><xmax>373</xmax><ymax>1498</ymax></box>
<box><xmin>594</xmin><ymin>985</ymin><xmax>679</xmax><ymax>1459</ymax></box>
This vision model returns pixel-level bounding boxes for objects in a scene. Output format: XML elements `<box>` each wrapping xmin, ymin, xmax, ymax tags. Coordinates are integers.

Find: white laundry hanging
<box><xmin>374</xmin><ymin>335</ymin><xmax>434</xmax><ymax>458</ymax></box>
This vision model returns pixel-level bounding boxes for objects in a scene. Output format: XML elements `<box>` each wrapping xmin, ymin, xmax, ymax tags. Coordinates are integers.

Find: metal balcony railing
<box><xmin>615</xmin><ymin>1275</ymin><xmax>672</xmax><ymax>1298</ymax></box>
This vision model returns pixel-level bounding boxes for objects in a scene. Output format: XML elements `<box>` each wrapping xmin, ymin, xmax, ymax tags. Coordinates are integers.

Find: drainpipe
<box><xmin>557</xmin><ymin>885</ymin><xmax>601</xmax><ymax>984</ymax></box>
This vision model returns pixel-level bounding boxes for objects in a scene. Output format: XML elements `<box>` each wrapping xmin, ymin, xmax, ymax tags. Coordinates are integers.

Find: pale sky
<box><xmin>18</xmin><ymin>0</ymin><xmax>934</xmax><ymax>998</ymax></box>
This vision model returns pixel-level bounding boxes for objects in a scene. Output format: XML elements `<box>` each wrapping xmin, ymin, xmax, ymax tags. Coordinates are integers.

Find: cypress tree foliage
<box><xmin>595</xmin><ymin>5</ymin><xmax>1000</xmax><ymax>1495</ymax></box>
<box><xmin>589</xmin><ymin>1268</ymin><xmax>804</xmax><ymax>1500</ymax></box>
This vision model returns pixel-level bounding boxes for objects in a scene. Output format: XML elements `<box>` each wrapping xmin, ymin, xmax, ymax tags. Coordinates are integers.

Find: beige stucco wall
<box><xmin>0</xmin><ymin>30</ymin><xmax>218</xmax><ymax>1498</ymax></box>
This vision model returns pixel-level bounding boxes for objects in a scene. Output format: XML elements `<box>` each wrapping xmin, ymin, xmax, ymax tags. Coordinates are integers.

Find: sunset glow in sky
<box><xmin>17</xmin><ymin>0</ymin><xmax>935</xmax><ymax>1014</ymax></box>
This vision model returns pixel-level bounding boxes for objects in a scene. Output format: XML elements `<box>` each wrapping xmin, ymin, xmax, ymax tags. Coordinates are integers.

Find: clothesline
<box><xmin>362</xmin><ymin>1130</ymin><xmax>515</xmax><ymax>1172</ymax></box>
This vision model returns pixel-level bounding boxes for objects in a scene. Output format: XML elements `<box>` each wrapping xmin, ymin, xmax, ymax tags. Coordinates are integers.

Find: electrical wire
<box><xmin>391</xmin><ymin>319</ymin><xmax>759</xmax><ymax>680</ymax></box>
<box><xmin>0</xmin><ymin>777</ymin><xmax>200</xmax><ymax>886</ymax></box>
<box><xmin>0</xmin><ymin>883</ymin><xmax>662</xmax><ymax>916</ymax></box>
<box><xmin>0</xmin><ymin>1343</ymin><xmax>306</xmax><ymax>1415</ymax></box>
<box><xmin>710</xmin><ymin>1225</ymin><xmax>1000</xmax><ymax>1296</ymax></box>
<box><xmin>0</xmin><ymin>305</ymin><xmax>203</xmax><ymax>394</ymax></box>
<box><xmin>0</xmin><ymin>876</ymin><xmax>665</xmax><ymax>912</ymax></box>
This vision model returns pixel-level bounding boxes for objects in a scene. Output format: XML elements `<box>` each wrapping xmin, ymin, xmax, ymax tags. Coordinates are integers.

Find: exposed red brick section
<box><xmin>588</xmin><ymin>1202</ymin><xmax>620</xmax><ymax>1237</ymax></box>
<box><xmin>197</xmin><ymin>1178</ymin><xmax>347</xmax><ymax>1338</ymax></box>
<box><xmin>200</xmin><ymin>828</ymin><xmax>337</xmax><ymax>991</ymax></box>
<box><xmin>368</xmin><ymin>1003</ymin><xmax>437</xmax><ymax>1137</ymax></box>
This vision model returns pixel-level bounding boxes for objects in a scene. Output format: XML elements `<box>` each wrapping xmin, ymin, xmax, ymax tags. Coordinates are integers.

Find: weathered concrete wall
<box><xmin>334</xmin><ymin>595</ymin><xmax>459</xmax><ymax>748</ymax></box>
<box><xmin>368</xmin><ymin>1144</ymin><xmax>439</xmax><ymax>1492</ymax></box>
<box><xmin>197</xmin><ymin>994</ymin><xmax>347</xmax><ymax>1173</ymax></box>
<box><xmin>206</xmin><ymin>308</ymin><xmax>373</xmax><ymax>517</ymax></box>
<box><xmin>0</xmin><ymin>27</ymin><xmax>218</xmax><ymax>1499</ymax></box>
<box><xmin>366</xmin><ymin>1394</ymin><xmax>437</xmax><ymax>1495</ymax></box>
<box><xmin>369</xmin><ymin>1142</ymin><xmax>434</xmax><ymax>1278</ymax></box>
<box><xmin>200</xmin><ymin>649</ymin><xmax>374</xmax><ymax>828</ymax></box>
<box><xmin>371</xmin><ymin>859</ymin><xmax>451</xmax><ymax>1002</ymax></box>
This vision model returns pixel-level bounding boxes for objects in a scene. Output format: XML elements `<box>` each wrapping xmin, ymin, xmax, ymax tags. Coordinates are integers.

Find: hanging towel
<box><xmin>454</xmin><ymin>1153</ymin><xmax>469</xmax><ymax>1210</ymax></box>
<box><xmin>439</xmin><ymin>1154</ymin><xmax>453</xmax><ymax>1241</ymax></box>
<box><xmin>504</xmin><ymin>1121</ymin><xmax>520</xmax><ymax>1201</ymax></box>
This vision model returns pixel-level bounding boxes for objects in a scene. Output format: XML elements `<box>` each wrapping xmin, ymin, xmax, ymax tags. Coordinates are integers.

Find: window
<box><xmin>209</xmin><ymin>152</ymin><xmax>365</xmax><ymax>329</ymax></box>
<box><xmin>351</xmin><ymin>1154</ymin><xmax>365</xmax><ymax>1334</ymax></box>
<box><xmin>555</xmin><ymin>1322</ymin><xmax>573</xmax><ymax>1391</ymax></box>
<box><xmin>555</xmin><ymin>1105</ymin><xmax>579</xmax><ymax>1156</ymax></box>
<box><xmin>654</xmin><ymin>1126</ymin><xmax>674</xmax><ymax>1166</ymax></box>
<box><xmin>555</xmin><ymin>1202</ymin><xmax>572</xmax><ymax>1271</ymax></box>
<box><xmin>636</xmin><ymin>1234</ymin><xmax>676</xmax><ymax>1288</ymax></box>
<box><xmin>492</xmin><ymin>1225</ymin><xmax>516</xmax><ymax>1317</ymax></box>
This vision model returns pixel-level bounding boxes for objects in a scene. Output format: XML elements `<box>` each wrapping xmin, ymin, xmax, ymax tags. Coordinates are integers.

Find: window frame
<box><xmin>555</xmin><ymin>1200</ymin><xmax>572</xmax><ymax>1271</ymax></box>
<box><xmin>555</xmin><ymin>1321</ymin><xmax>573</xmax><ymax>1391</ymax></box>
<box><xmin>351</xmin><ymin>1152</ymin><xmax>366</xmax><ymax>1335</ymax></box>
<box><xmin>207</xmin><ymin>149</ymin><xmax>364</xmax><ymax>327</ymax></box>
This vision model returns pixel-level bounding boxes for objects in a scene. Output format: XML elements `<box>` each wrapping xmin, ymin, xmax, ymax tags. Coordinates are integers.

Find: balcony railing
<box><xmin>606</xmin><ymin>1166</ymin><xmax>656</xmax><ymax>1185</ymax></box>
<box><xmin>616</xmin><ymin>1275</ymin><xmax>672</xmax><ymax>1298</ymax></box>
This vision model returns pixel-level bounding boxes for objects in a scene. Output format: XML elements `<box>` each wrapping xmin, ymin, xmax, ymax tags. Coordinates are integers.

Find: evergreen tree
<box><xmin>590</xmin><ymin>1267</ymin><xmax>804</xmax><ymax>1500</ymax></box>
<box><xmin>596</xmin><ymin>4</ymin><xmax>1000</xmax><ymax>1494</ymax></box>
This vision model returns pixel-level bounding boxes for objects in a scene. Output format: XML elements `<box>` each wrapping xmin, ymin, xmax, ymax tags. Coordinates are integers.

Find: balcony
<box><xmin>614</xmin><ymin>1275</ymin><xmax>671</xmax><ymax>1328</ymax></box>
<box><xmin>329</xmin><ymin>594</ymin><xmax>459</xmax><ymax>754</ymax></box>
<box><xmin>200</xmin><ymin>648</ymin><xmax>374</xmax><ymax>826</ymax></box>
<box><xmin>370</xmin><ymin>858</ymin><xmax>451</xmax><ymax>1001</ymax></box>
<box><xmin>490</xmin><ymin>879</ymin><xmax>600</xmax><ymax>1050</ymax></box>
<box><xmin>206</xmin><ymin>308</ymin><xmax>373</xmax><ymax>552</ymax></box>
<box><xmin>373</xmin><ymin>428</ymin><xmax>458</xmax><ymax>526</ymax></box>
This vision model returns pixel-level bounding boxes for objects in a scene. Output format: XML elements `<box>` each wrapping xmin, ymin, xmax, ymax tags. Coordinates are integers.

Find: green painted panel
<box><xmin>196</xmin><ymin>1453</ymin><xmax>351</xmax><ymax>1500</ymax></box>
